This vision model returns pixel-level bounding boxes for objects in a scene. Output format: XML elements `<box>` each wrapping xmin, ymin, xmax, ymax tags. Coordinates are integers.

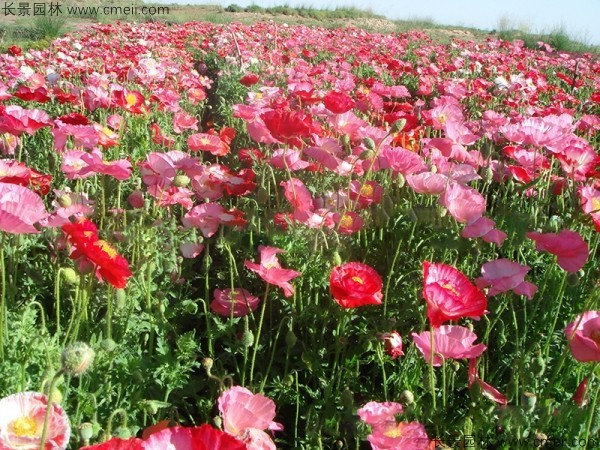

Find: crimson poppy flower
<box><xmin>423</xmin><ymin>261</ymin><xmax>488</xmax><ymax>327</ymax></box>
<box><xmin>330</xmin><ymin>262</ymin><xmax>383</xmax><ymax>308</ymax></box>
<box><xmin>240</xmin><ymin>73</ymin><xmax>259</xmax><ymax>87</ymax></box>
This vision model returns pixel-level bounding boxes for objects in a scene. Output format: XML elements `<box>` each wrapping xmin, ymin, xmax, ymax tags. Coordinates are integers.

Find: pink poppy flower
<box><xmin>440</xmin><ymin>182</ymin><xmax>486</xmax><ymax>223</ymax></box>
<box><xmin>143</xmin><ymin>425</ymin><xmax>245</xmax><ymax>450</ymax></box>
<box><xmin>349</xmin><ymin>181</ymin><xmax>382</xmax><ymax>208</ymax></box>
<box><xmin>172</xmin><ymin>111</ymin><xmax>198</xmax><ymax>134</ymax></box>
<box><xmin>0</xmin><ymin>133</ymin><xmax>19</xmax><ymax>156</ymax></box>
<box><xmin>61</xmin><ymin>149</ymin><xmax>132</xmax><ymax>181</ymax></box>
<box><xmin>187</xmin><ymin>133</ymin><xmax>222</xmax><ymax>154</ymax></box>
<box><xmin>218</xmin><ymin>386</ymin><xmax>282</xmax><ymax>449</ymax></box>
<box><xmin>526</xmin><ymin>230</ymin><xmax>589</xmax><ymax>273</ymax></box>
<box><xmin>406</xmin><ymin>172</ymin><xmax>448</xmax><ymax>195</ymax></box>
<box><xmin>0</xmin><ymin>105</ymin><xmax>52</xmax><ymax>136</ymax></box>
<box><xmin>244</xmin><ymin>246</ymin><xmax>300</xmax><ymax>297</ymax></box>
<box><xmin>0</xmin><ymin>391</ymin><xmax>70</xmax><ymax>450</ymax></box>
<box><xmin>180</xmin><ymin>242</ymin><xmax>204</xmax><ymax>259</ymax></box>
<box><xmin>564</xmin><ymin>311</ymin><xmax>600</xmax><ymax>362</ymax></box>
<box><xmin>182</xmin><ymin>203</ymin><xmax>246</xmax><ymax>237</ymax></box>
<box><xmin>423</xmin><ymin>261</ymin><xmax>488</xmax><ymax>327</ymax></box>
<box><xmin>335</xmin><ymin>211</ymin><xmax>363</xmax><ymax>234</ymax></box>
<box><xmin>367</xmin><ymin>421</ymin><xmax>431</xmax><ymax>450</ymax></box>
<box><xmin>211</xmin><ymin>288</ymin><xmax>260</xmax><ymax>318</ymax></box>
<box><xmin>378</xmin><ymin>331</ymin><xmax>404</xmax><ymax>359</ymax></box>
<box><xmin>468</xmin><ymin>359</ymin><xmax>508</xmax><ymax>405</ymax></box>
<box><xmin>0</xmin><ymin>182</ymin><xmax>47</xmax><ymax>234</ymax></box>
<box><xmin>579</xmin><ymin>186</ymin><xmax>600</xmax><ymax>231</ymax></box>
<box><xmin>280</xmin><ymin>178</ymin><xmax>314</xmax><ymax>212</ymax></box>
<box><xmin>268</xmin><ymin>149</ymin><xmax>310</xmax><ymax>171</ymax></box>
<box><xmin>411</xmin><ymin>325</ymin><xmax>487</xmax><ymax>366</ymax></box>
<box><xmin>357</xmin><ymin>401</ymin><xmax>404</xmax><ymax>427</ymax></box>
<box><xmin>461</xmin><ymin>216</ymin><xmax>507</xmax><ymax>247</ymax></box>
<box><xmin>475</xmin><ymin>259</ymin><xmax>538</xmax><ymax>299</ymax></box>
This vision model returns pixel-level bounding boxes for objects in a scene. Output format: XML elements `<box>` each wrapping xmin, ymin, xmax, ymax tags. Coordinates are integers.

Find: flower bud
<box><xmin>390</xmin><ymin>118</ymin><xmax>407</xmax><ymax>134</ymax></box>
<box><xmin>362</xmin><ymin>137</ymin><xmax>376</xmax><ymax>151</ymax></box>
<box><xmin>212</xmin><ymin>416</ymin><xmax>222</xmax><ymax>429</ymax></box>
<box><xmin>241</xmin><ymin>330</ymin><xmax>254</xmax><ymax>348</ymax></box>
<box><xmin>61</xmin><ymin>342</ymin><xmax>95</xmax><ymax>376</ymax></box>
<box><xmin>399</xmin><ymin>390</ymin><xmax>414</xmax><ymax>405</ymax></box>
<box><xmin>202</xmin><ymin>357</ymin><xmax>214</xmax><ymax>375</ymax></box>
<box><xmin>342</xmin><ymin>134</ymin><xmax>351</xmax><ymax>149</ymax></box>
<box><xmin>62</xmin><ymin>268</ymin><xmax>79</xmax><ymax>286</ymax></box>
<box><xmin>332</xmin><ymin>251</ymin><xmax>342</xmax><ymax>267</ymax></box>
<box><xmin>101</xmin><ymin>338</ymin><xmax>117</xmax><ymax>353</ymax></box>
<box><xmin>114</xmin><ymin>427</ymin><xmax>132</xmax><ymax>439</ymax></box>
<box><xmin>285</xmin><ymin>329</ymin><xmax>297</xmax><ymax>348</ymax></box>
<box><xmin>521</xmin><ymin>392</ymin><xmax>537</xmax><ymax>413</ymax></box>
<box><xmin>127</xmin><ymin>190</ymin><xmax>144</xmax><ymax>209</ymax></box>
<box><xmin>57</xmin><ymin>194</ymin><xmax>72</xmax><ymax>208</ymax></box>
<box><xmin>340</xmin><ymin>388</ymin><xmax>354</xmax><ymax>410</ymax></box>
<box><xmin>173</xmin><ymin>174</ymin><xmax>190</xmax><ymax>187</ymax></box>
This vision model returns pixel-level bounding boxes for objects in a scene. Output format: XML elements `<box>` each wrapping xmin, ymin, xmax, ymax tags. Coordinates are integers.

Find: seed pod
<box><xmin>78</xmin><ymin>422</ymin><xmax>95</xmax><ymax>442</ymax></box>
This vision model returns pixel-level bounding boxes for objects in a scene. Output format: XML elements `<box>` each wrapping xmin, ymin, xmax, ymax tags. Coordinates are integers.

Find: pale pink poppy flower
<box><xmin>41</xmin><ymin>190</ymin><xmax>94</xmax><ymax>228</ymax></box>
<box><xmin>357</xmin><ymin>401</ymin><xmax>403</xmax><ymax>427</ymax></box>
<box><xmin>218</xmin><ymin>386</ymin><xmax>282</xmax><ymax>449</ymax></box>
<box><xmin>440</xmin><ymin>182</ymin><xmax>486</xmax><ymax>223</ymax></box>
<box><xmin>564</xmin><ymin>311</ymin><xmax>600</xmax><ymax>362</ymax></box>
<box><xmin>172</xmin><ymin>111</ymin><xmax>198</xmax><ymax>134</ymax></box>
<box><xmin>367</xmin><ymin>421</ymin><xmax>431</xmax><ymax>450</ymax></box>
<box><xmin>139</xmin><ymin>152</ymin><xmax>178</xmax><ymax>188</ymax></box>
<box><xmin>429</xmin><ymin>103</ymin><xmax>464</xmax><ymax>130</ymax></box>
<box><xmin>411</xmin><ymin>325</ymin><xmax>487</xmax><ymax>366</ymax></box>
<box><xmin>461</xmin><ymin>216</ymin><xmax>507</xmax><ymax>247</ymax></box>
<box><xmin>406</xmin><ymin>172</ymin><xmax>448</xmax><ymax>195</ymax></box>
<box><xmin>371</xmin><ymin>82</ymin><xmax>410</xmax><ymax>98</ymax></box>
<box><xmin>61</xmin><ymin>149</ymin><xmax>131</xmax><ymax>181</ymax></box>
<box><xmin>83</xmin><ymin>85</ymin><xmax>110</xmax><ymax>111</ymax></box>
<box><xmin>555</xmin><ymin>140</ymin><xmax>599</xmax><ymax>181</ymax></box>
<box><xmin>106</xmin><ymin>114</ymin><xmax>122</xmax><ymax>130</ymax></box>
<box><xmin>244</xmin><ymin>246</ymin><xmax>300</xmax><ymax>297</ymax></box>
<box><xmin>211</xmin><ymin>288</ymin><xmax>260</xmax><ymax>317</ymax></box>
<box><xmin>0</xmin><ymin>182</ymin><xmax>47</xmax><ymax>234</ymax></box>
<box><xmin>180</xmin><ymin>242</ymin><xmax>204</xmax><ymax>259</ymax></box>
<box><xmin>475</xmin><ymin>259</ymin><xmax>537</xmax><ymax>299</ymax></box>
<box><xmin>0</xmin><ymin>391</ymin><xmax>70</xmax><ymax>449</ymax></box>
<box><xmin>526</xmin><ymin>230</ymin><xmax>589</xmax><ymax>272</ymax></box>
<box><xmin>268</xmin><ymin>149</ymin><xmax>310</xmax><ymax>171</ymax></box>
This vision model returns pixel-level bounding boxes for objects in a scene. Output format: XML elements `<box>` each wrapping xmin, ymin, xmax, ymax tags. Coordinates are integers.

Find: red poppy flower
<box><xmin>240</xmin><ymin>73</ymin><xmax>259</xmax><ymax>87</ymax></box>
<box><xmin>261</xmin><ymin>109</ymin><xmax>312</xmax><ymax>146</ymax></box>
<box><xmin>8</xmin><ymin>45</ymin><xmax>22</xmax><ymax>56</ymax></box>
<box><xmin>330</xmin><ymin>262</ymin><xmax>383</xmax><ymax>308</ymax></box>
<box><xmin>323</xmin><ymin>90</ymin><xmax>355</xmax><ymax>114</ymax></box>
<box><xmin>62</xmin><ymin>218</ymin><xmax>132</xmax><ymax>288</ymax></box>
<box><xmin>423</xmin><ymin>261</ymin><xmax>488</xmax><ymax>327</ymax></box>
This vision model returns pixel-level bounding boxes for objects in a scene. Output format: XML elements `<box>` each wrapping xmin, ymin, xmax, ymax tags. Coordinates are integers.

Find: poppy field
<box><xmin>0</xmin><ymin>19</ymin><xmax>599</xmax><ymax>450</ymax></box>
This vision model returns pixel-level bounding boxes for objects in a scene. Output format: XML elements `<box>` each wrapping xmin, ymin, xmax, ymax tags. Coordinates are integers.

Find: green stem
<box><xmin>249</xmin><ymin>285</ymin><xmax>270</xmax><ymax>386</ymax></box>
<box><xmin>583</xmin><ymin>374</ymin><xmax>599</xmax><ymax>449</ymax></box>
<box><xmin>429</xmin><ymin>325</ymin><xmax>437</xmax><ymax>410</ymax></box>
<box><xmin>0</xmin><ymin>232</ymin><xmax>6</xmax><ymax>360</ymax></box>
<box><xmin>39</xmin><ymin>369</ymin><xmax>64</xmax><ymax>450</ymax></box>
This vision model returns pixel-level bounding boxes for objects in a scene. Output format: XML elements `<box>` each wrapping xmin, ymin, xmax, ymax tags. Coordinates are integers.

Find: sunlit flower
<box><xmin>330</xmin><ymin>262</ymin><xmax>383</xmax><ymax>308</ymax></box>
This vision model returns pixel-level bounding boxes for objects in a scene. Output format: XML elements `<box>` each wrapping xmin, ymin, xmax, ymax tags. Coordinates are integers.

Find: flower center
<box><xmin>591</xmin><ymin>197</ymin><xmax>600</xmax><ymax>213</ymax></box>
<box><xmin>97</xmin><ymin>240</ymin><xmax>118</xmax><ymax>259</ymax></box>
<box><xmin>440</xmin><ymin>282</ymin><xmax>459</xmax><ymax>296</ymax></box>
<box><xmin>340</xmin><ymin>214</ymin><xmax>353</xmax><ymax>228</ymax></box>
<box><xmin>359</xmin><ymin>184</ymin><xmax>374</xmax><ymax>198</ymax></box>
<box><xmin>383</xmin><ymin>423</ymin><xmax>403</xmax><ymax>438</ymax></box>
<box><xmin>351</xmin><ymin>276</ymin><xmax>364</xmax><ymax>284</ymax></box>
<box><xmin>10</xmin><ymin>416</ymin><xmax>38</xmax><ymax>437</ymax></box>
<box><xmin>125</xmin><ymin>93</ymin><xmax>137</xmax><ymax>106</ymax></box>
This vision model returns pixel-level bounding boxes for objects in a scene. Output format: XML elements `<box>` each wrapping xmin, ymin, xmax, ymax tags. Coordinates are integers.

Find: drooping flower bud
<box><xmin>60</xmin><ymin>342</ymin><xmax>95</xmax><ymax>376</ymax></box>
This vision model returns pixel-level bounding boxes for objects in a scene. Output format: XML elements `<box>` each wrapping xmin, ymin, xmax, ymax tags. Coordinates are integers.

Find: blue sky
<box><xmin>171</xmin><ymin>0</ymin><xmax>600</xmax><ymax>45</ymax></box>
